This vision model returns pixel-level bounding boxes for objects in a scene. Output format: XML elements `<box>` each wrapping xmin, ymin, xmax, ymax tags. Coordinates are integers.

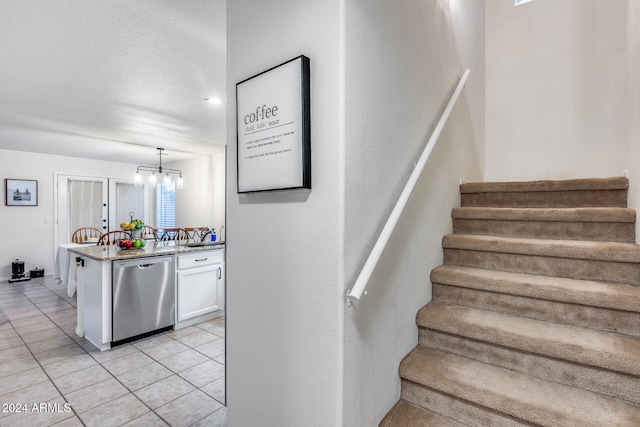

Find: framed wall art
<box><xmin>236</xmin><ymin>55</ymin><xmax>311</xmax><ymax>193</ymax></box>
<box><xmin>5</xmin><ymin>179</ymin><xmax>38</xmax><ymax>206</ymax></box>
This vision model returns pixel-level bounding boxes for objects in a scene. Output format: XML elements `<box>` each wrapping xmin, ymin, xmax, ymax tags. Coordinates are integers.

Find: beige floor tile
<box><xmin>141</xmin><ymin>339</ymin><xmax>190</xmax><ymax>361</ymax></box>
<box><xmin>32</xmin><ymin>294</ymin><xmax>66</xmax><ymax>302</ymax></box>
<box><xmin>88</xmin><ymin>343</ymin><xmax>139</xmax><ymax>363</ymax></box>
<box><xmin>193</xmin><ymin>338</ymin><xmax>225</xmax><ymax>359</ymax></box>
<box><xmin>116</xmin><ymin>361</ymin><xmax>173</xmax><ymax>391</ymax></box>
<box><xmin>5</xmin><ymin>313</ymin><xmax>49</xmax><ymax>328</ymax></box>
<box><xmin>0</xmin><ymin>381</ymin><xmax>61</xmax><ymax>419</ymax></box>
<box><xmin>20</xmin><ymin>326</ymin><xmax>67</xmax><ymax>344</ymax></box>
<box><xmin>200</xmin><ymin>376</ymin><xmax>226</xmax><ymax>405</ymax></box>
<box><xmin>158</xmin><ymin>348</ymin><xmax>209</xmax><ymax>373</ymax></box>
<box><xmin>0</xmin><ymin>366</ymin><xmax>49</xmax><ymax>396</ymax></box>
<box><xmin>57</xmin><ymin>322</ymin><xmax>78</xmax><ymax>336</ymax></box>
<box><xmin>0</xmin><ymin>336</ymin><xmax>25</xmax><ymax>352</ymax></box>
<box><xmin>0</xmin><ymin>354</ymin><xmax>38</xmax><ymax>377</ymax></box>
<box><xmin>3</xmin><ymin>304</ymin><xmax>37</xmax><ymax>316</ymax></box>
<box><xmin>51</xmin><ymin>415</ymin><xmax>85</xmax><ymax>426</ymax></box>
<box><xmin>13</xmin><ymin>319</ymin><xmax>58</xmax><ymax>335</ymax></box>
<box><xmin>40</xmin><ymin>302</ymin><xmax>75</xmax><ymax>315</ymax></box>
<box><xmin>0</xmin><ymin>343</ymin><xmax>32</xmax><ymax>362</ymax></box>
<box><xmin>196</xmin><ymin>318</ymin><xmax>225</xmax><ymax>337</ymax></box>
<box><xmin>131</xmin><ymin>333</ymin><xmax>174</xmax><ymax>351</ymax></box>
<box><xmin>52</xmin><ymin>364</ymin><xmax>113</xmax><ymax>395</ymax></box>
<box><xmin>42</xmin><ymin>353</ymin><xmax>98</xmax><ymax>378</ymax></box>
<box><xmin>30</xmin><ymin>295</ymin><xmax>62</xmax><ymax>304</ymax></box>
<box><xmin>155</xmin><ymin>389</ymin><xmax>223</xmax><ymax>427</ymax></box>
<box><xmin>0</xmin><ymin>327</ymin><xmax>19</xmax><ymax>340</ymax></box>
<box><xmin>174</xmin><ymin>329</ymin><xmax>219</xmax><ymax>348</ymax></box>
<box><xmin>6</xmin><ymin>308</ymin><xmax>41</xmax><ymax>321</ymax></box>
<box><xmin>78</xmin><ymin>393</ymin><xmax>149</xmax><ymax>427</ymax></box>
<box><xmin>34</xmin><ymin>343</ymin><xmax>86</xmax><ymax>366</ymax></box>
<box><xmin>101</xmin><ymin>350</ymin><xmax>154</xmax><ymax>376</ymax></box>
<box><xmin>46</xmin><ymin>309</ymin><xmax>77</xmax><ymax>323</ymax></box>
<box><xmin>190</xmin><ymin>406</ymin><xmax>227</xmax><ymax>427</ymax></box>
<box><xmin>65</xmin><ymin>377</ymin><xmax>129</xmax><ymax>414</ymax></box>
<box><xmin>135</xmin><ymin>374</ymin><xmax>195</xmax><ymax>409</ymax></box>
<box><xmin>28</xmin><ymin>335</ymin><xmax>75</xmax><ymax>354</ymax></box>
<box><xmin>167</xmin><ymin>325</ymin><xmax>201</xmax><ymax>338</ymax></box>
<box><xmin>179</xmin><ymin>360</ymin><xmax>225</xmax><ymax>388</ymax></box>
<box><xmin>0</xmin><ymin>280</ymin><xmax>227</xmax><ymax>426</ymax></box>
<box><xmin>120</xmin><ymin>411</ymin><xmax>170</xmax><ymax>426</ymax></box>
<box><xmin>0</xmin><ymin>396</ymin><xmax>75</xmax><ymax>427</ymax></box>
<box><xmin>0</xmin><ymin>294</ymin><xmax>29</xmax><ymax>302</ymax></box>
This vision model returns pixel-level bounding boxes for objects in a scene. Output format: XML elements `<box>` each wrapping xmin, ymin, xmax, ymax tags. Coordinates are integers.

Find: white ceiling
<box><xmin>0</xmin><ymin>0</ymin><xmax>226</xmax><ymax>165</ymax></box>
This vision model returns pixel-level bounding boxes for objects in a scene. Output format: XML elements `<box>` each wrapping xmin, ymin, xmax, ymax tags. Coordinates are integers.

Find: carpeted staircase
<box><xmin>380</xmin><ymin>177</ymin><xmax>640</xmax><ymax>426</ymax></box>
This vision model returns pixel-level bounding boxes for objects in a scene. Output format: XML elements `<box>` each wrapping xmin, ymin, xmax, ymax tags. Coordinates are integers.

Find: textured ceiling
<box><xmin>0</xmin><ymin>0</ymin><xmax>226</xmax><ymax>164</ymax></box>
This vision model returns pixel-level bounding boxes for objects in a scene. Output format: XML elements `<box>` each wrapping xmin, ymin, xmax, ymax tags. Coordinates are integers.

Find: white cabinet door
<box><xmin>176</xmin><ymin>264</ymin><xmax>223</xmax><ymax>322</ymax></box>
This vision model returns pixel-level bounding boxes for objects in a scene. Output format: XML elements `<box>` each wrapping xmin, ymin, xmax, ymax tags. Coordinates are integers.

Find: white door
<box><xmin>108</xmin><ymin>179</ymin><xmax>150</xmax><ymax>229</ymax></box>
<box><xmin>56</xmin><ymin>175</ymin><xmax>109</xmax><ymax>244</ymax></box>
<box><xmin>56</xmin><ymin>175</ymin><xmax>151</xmax><ymax>247</ymax></box>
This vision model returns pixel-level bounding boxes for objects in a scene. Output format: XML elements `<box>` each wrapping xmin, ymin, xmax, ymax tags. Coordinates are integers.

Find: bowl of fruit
<box><xmin>117</xmin><ymin>238</ymin><xmax>147</xmax><ymax>250</ymax></box>
<box><xmin>120</xmin><ymin>218</ymin><xmax>144</xmax><ymax>239</ymax></box>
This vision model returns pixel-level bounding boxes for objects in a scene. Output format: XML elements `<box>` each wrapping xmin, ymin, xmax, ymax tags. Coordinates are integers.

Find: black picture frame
<box><xmin>5</xmin><ymin>179</ymin><xmax>38</xmax><ymax>206</ymax></box>
<box><xmin>236</xmin><ymin>55</ymin><xmax>311</xmax><ymax>193</ymax></box>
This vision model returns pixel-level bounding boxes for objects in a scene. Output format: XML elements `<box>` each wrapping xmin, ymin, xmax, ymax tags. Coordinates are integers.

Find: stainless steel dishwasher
<box><xmin>112</xmin><ymin>256</ymin><xmax>175</xmax><ymax>343</ymax></box>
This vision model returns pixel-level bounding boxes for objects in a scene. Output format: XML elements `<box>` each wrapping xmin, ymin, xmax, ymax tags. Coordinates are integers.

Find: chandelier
<box><xmin>134</xmin><ymin>147</ymin><xmax>184</xmax><ymax>189</ymax></box>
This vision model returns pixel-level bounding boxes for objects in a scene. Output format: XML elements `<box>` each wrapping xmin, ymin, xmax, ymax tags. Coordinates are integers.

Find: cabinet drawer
<box><xmin>177</xmin><ymin>250</ymin><xmax>224</xmax><ymax>269</ymax></box>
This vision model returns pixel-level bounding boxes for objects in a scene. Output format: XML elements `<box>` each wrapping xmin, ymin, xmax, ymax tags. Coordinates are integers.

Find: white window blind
<box><xmin>155</xmin><ymin>183</ymin><xmax>175</xmax><ymax>228</ymax></box>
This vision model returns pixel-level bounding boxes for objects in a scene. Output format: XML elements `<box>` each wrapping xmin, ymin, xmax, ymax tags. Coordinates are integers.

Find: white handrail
<box><xmin>346</xmin><ymin>69</ymin><xmax>471</xmax><ymax>305</ymax></box>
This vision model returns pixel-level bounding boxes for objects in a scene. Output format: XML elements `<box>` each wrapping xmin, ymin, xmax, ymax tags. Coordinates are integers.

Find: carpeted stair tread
<box><xmin>460</xmin><ymin>177</ymin><xmax>629</xmax><ymax>194</ymax></box>
<box><xmin>460</xmin><ymin>177</ymin><xmax>628</xmax><ymax>208</ymax></box>
<box><xmin>400</xmin><ymin>347</ymin><xmax>640</xmax><ymax>427</ymax></box>
<box><xmin>452</xmin><ymin>207</ymin><xmax>636</xmax><ymax>223</ymax></box>
<box><xmin>443</xmin><ymin>234</ymin><xmax>640</xmax><ymax>263</ymax></box>
<box><xmin>379</xmin><ymin>400</ymin><xmax>465</xmax><ymax>427</ymax></box>
<box><xmin>417</xmin><ymin>302</ymin><xmax>640</xmax><ymax>376</ymax></box>
<box><xmin>431</xmin><ymin>265</ymin><xmax>640</xmax><ymax>313</ymax></box>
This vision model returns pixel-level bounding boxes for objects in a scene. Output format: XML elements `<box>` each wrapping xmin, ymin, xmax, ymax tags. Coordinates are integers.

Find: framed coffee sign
<box><xmin>236</xmin><ymin>55</ymin><xmax>311</xmax><ymax>193</ymax></box>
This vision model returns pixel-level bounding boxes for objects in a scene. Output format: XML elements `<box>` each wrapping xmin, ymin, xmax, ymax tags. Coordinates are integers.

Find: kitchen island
<box><xmin>69</xmin><ymin>241</ymin><xmax>225</xmax><ymax>351</ymax></box>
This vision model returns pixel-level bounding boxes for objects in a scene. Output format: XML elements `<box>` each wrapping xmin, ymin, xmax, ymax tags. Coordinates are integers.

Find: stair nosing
<box><xmin>460</xmin><ymin>177</ymin><xmax>629</xmax><ymax>194</ymax></box>
<box><xmin>400</xmin><ymin>347</ymin><xmax>640</xmax><ymax>427</ymax></box>
<box><xmin>431</xmin><ymin>265</ymin><xmax>640</xmax><ymax>312</ymax></box>
<box><xmin>451</xmin><ymin>207</ymin><xmax>636</xmax><ymax>223</ymax></box>
<box><xmin>442</xmin><ymin>234</ymin><xmax>640</xmax><ymax>263</ymax></box>
<box><xmin>417</xmin><ymin>302</ymin><xmax>640</xmax><ymax>376</ymax></box>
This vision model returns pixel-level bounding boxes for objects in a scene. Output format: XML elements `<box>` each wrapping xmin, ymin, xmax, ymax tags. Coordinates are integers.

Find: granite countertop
<box><xmin>68</xmin><ymin>241</ymin><xmax>225</xmax><ymax>261</ymax></box>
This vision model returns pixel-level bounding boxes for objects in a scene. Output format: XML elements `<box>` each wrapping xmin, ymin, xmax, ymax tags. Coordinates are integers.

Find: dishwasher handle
<box><xmin>113</xmin><ymin>256</ymin><xmax>174</xmax><ymax>270</ymax></box>
<box><xmin>138</xmin><ymin>263</ymin><xmax>155</xmax><ymax>269</ymax></box>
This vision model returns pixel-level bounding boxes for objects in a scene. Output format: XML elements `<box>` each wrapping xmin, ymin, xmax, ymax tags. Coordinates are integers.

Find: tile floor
<box><xmin>0</xmin><ymin>276</ymin><xmax>226</xmax><ymax>426</ymax></box>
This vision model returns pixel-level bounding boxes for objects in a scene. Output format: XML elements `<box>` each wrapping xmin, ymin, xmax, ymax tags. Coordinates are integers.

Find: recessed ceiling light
<box><xmin>515</xmin><ymin>0</ymin><xmax>534</xmax><ymax>5</ymax></box>
<box><xmin>205</xmin><ymin>97</ymin><xmax>223</xmax><ymax>105</ymax></box>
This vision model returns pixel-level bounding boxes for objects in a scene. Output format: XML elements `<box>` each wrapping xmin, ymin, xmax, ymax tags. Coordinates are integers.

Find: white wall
<box><xmin>485</xmin><ymin>0</ymin><xmax>629</xmax><ymax>182</ymax></box>
<box><xmin>342</xmin><ymin>0</ymin><xmax>484</xmax><ymax>425</ymax></box>
<box><xmin>0</xmin><ymin>149</ymin><xmax>138</xmax><ymax>279</ymax></box>
<box><xmin>226</xmin><ymin>0</ymin><xmax>483</xmax><ymax>425</ymax></box>
<box><xmin>226</xmin><ymin>1</ymin><xmax>343</xmax><ymax>426</ymax></box>
<box><xmin>172</xmin><ymin>151</ymin><xmax>225</xmax><ymax>232</ymax></box>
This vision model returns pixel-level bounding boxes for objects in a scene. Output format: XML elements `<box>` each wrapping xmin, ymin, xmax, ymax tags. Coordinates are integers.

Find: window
<box><xmin>155</xmin><ymin>183</ymin><xmax>175</xmax><ymax>228</ymax></box>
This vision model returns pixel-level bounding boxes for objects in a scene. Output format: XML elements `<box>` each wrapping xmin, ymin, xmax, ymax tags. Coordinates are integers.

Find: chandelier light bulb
<box><xmin>134</xmin><ymin>148</ymin><xmax>184</xmax><ymax>189</ymax></box>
